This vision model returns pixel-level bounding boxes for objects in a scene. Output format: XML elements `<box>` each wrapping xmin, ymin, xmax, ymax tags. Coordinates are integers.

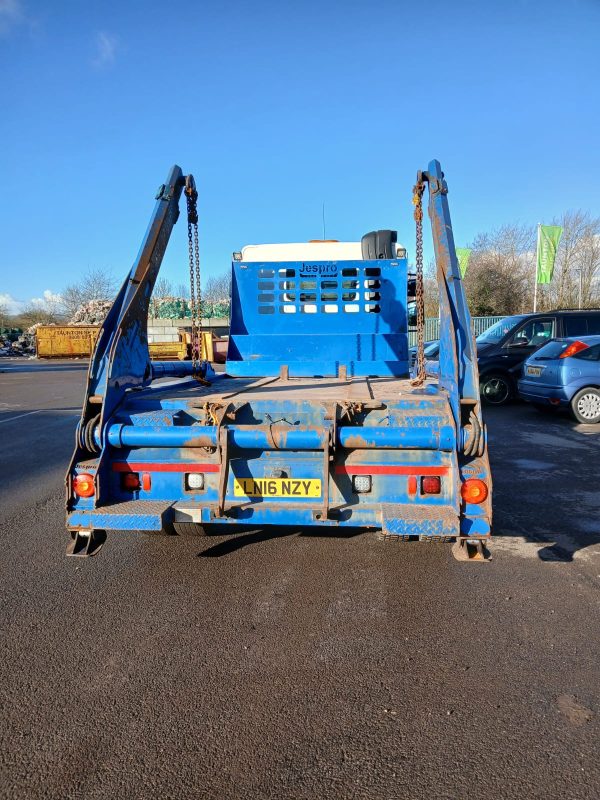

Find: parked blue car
<box><xmin>518</xmin><ymin>335</ymin><xmax>600</xmax><ymax>423</ymax></box>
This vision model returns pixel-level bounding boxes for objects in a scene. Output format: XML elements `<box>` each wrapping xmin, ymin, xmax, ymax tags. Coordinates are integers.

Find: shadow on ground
<box><xmin>198</xmin><ymin>525</ymin><xmax>368</xmax><ymax>557</ymax></box>
<box><xmin>486</xmin><ymin>401</ymin><xmax>600</xmax><ymax>562</ymax></box>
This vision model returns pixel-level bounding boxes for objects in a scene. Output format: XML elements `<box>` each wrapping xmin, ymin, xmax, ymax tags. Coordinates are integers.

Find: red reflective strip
<box><xmin>335</xmin><ymin>465</ymin><xmax>448</xmax><ymax>476</ymax></box>
<box><xmin>111</xmin><ymin>462</ymin><xmax>220</xmax><ymax>473</ymax></box>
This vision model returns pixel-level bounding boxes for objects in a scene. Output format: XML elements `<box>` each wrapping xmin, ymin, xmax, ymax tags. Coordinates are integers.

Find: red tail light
<box><xmin>461</xmin><ymin>479</ymin><xmax>488</xmax><ymax>504</ymax></box>
<box><xmin>121</xmin><ymin>472</ymin><xmax>141</xmax><ymax>491</ymax></box>
<box><xmin>421</xmin><ymin>476</ymin><xmax>441</xmax><ymax>494</ymax></box>
<box><xmin>73</xmin><ymin>472</ymin><xmax>95</xmax><ymax>498</ymax></box>
<box><xmin>560</xmin><ymin>340</ymin><xmax>589</xmax><ymax>359</ymax></box>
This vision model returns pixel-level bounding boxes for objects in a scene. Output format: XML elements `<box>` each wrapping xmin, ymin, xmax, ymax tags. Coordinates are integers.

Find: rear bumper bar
<box><xmin>99</xmin><ymin>423</ymin><xmax>456</xmax><ymax>452</ymax></box>
<box><xmin>517</xmin><ymin>380</ymin><xmax>570</xmax><ymax>406</ymax></box>
<box><xmin>68</xmin><ymin>500</ymin><xmax>490</xmax><ymax>538</ymax></box>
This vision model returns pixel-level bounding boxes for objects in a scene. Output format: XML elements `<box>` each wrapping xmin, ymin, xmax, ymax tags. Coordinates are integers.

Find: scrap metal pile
<box><xmin>150</xmin><ymin>297</ymin><xmax>230</xmax><ymax>320</ymax></box>
<box><xmin>68</xmin><ymin>299</ymin><xmax>113</xmax><ymax>325</ymax></box>
<box><xmin>0</xmin><ymin>300</ymin><xmax>114</xmax><ymax>357</ymax></box>
<box><xmin>4</xmin><ymin>323</ymin><xmax>43</xmax><ymax>355</ymax></box>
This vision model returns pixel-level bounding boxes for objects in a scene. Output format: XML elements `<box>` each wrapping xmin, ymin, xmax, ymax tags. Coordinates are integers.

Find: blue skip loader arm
<box><xmin>82</xmin><ymin>165</ymin><xmax>188</xmax><ymax>421</ymax></box>
<box><xmin>423</xmin><ymin>159</ymin><xmax>484</xmax><ymax>456</ymax></box>
<box><xmin>67</xmin><ymin>165</ymin><xmax>208</xmax><ymax>507</ymax></box>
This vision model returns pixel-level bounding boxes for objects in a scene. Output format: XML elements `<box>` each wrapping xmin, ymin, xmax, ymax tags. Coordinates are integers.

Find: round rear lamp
<box><xmin>73</xmin><ymin>472</ymin><xmax>95</xmax><ymax>498</ymax></box>
<box><xmin>461</xmin><ymin>478</ymin><xmax>488</xmax><ymax>504</ymax></box>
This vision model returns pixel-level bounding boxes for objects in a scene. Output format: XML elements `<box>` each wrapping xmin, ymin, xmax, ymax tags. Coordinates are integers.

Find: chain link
<box><xmin>193</xmin><ymin>220</ymin><xmax>201</xmax><ymax>369</ymax></box>
<box><xmin>187</xmin><ymin>219</ymin><xmax>198</xmax><ymax>369</ymax></box>
<box><xmin>185</xmin><ymin>176</ymin><xmax>202</xmax><ymax>378</ymax></box>
<box><xmin>410</xmin><ymin>178</ymin><xmax>426</xmax><ymax>387</ymax></box>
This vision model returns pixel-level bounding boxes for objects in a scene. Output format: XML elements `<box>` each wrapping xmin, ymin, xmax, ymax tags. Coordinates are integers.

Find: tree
<box><xmin>423</xmin><ymin>260</ymin><xmax>439</xmax><ymax>318</ymax></box>
<box><xmin>175</xmin><ymin>283</ymin><xmax>190</xmax><ymax>300</ymax></box>
<box><xmin>203</xmin><ymin>272</ymin><xmax>231</xmax><ymax>303</ymax></box>
<box><xmin>541</xmin><ymin>211</ymin><xmax>600</xmax><ymax>310</ymax></box>
<box><xmin>152</xmin><ymin>277</ymin><xmax>173</xmax><ymax>300</ymax></box>
<box><xmin>61</xmin><ymin>267</ymin><xmax>117</xmax><ymax>320</ymax></box>
<box><xmin>13</xmin><ymin>304</ymin><xmax>61</xmax><ymax>329</ymax></box>
<box><xmin>202</xmin><ymin>272</ymin><xmax>232</xmax><ymax>318</ymax></box>
<box><xmin>150</xmin><ymin>276</ymin><xmax>174</xmax><ymax>317</ymax></box>
<box><xmin>463</xmin><ymin>224</ymin><xmax>535</xmax><ymax>315</ymax></box>
<box><xmin>577</xmin><ymin>227</ymin><xmax>600</xmax><ymax>308</ymax></box>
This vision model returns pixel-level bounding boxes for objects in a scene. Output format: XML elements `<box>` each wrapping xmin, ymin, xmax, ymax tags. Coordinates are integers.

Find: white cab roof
<box><xmin>240</xmin><ymin>241</ymin><xmax>405</xmax><ymax>262</ymax></box>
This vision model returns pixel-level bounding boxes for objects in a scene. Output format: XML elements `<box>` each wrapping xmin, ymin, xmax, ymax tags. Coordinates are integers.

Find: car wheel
<box><xmin>570</xmin><ymin>387</ymin><xmax>600</xmax><ymax>424</ymax></box>
<box><xmin>480</xmin><ymin>374</ymin><xmax>513</xmax><ymax>405</ymax></box>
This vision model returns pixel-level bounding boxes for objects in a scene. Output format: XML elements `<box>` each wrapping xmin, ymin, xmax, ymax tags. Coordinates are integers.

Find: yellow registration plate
<box><xmin>233</xmin><ymin>477</ymin><xmax>322</xmax><ymax>498</ymax></box>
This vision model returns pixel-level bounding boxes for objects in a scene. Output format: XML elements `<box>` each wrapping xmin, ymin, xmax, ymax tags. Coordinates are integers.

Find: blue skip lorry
<box><xmin>66</xmin><ymin>160</ymin><xmax>492</xmax><ymax>561</ymax></box>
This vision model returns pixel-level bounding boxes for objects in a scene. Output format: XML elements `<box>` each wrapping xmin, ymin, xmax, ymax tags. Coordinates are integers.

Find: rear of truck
<box><xmin>65</xmin><ymin>161</ymin><xmax>492</xmax><ymax>558</ymax></box>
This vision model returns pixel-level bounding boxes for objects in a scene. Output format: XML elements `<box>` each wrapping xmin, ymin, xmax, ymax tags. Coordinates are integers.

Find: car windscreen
<box><xmin>476</xmin><ymin>316</ymin><xmax>523</xmax><ymax>343</ymax></box>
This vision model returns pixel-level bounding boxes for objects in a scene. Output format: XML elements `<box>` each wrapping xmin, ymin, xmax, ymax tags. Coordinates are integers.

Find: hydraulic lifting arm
<box><xmin>422</xmin><ymin>159</ymin><xmax>484</xmax><ymax>455</ymax></box>
<box><xmin>71</xmin><ymin>165</ymin><xmax>203</xmax><ymax>461</ymax></box>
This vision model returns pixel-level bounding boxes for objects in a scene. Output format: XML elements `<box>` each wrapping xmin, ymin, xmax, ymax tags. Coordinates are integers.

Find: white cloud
<box><xmin>0</xmin><ymin>292</ymin><xmax>23</xmax><ymax>315</ymax></box>
<box><xmin>92</xmin><ymin>30</ymin><xmax>118</xmax><ymax>68</ymax></box>
<box><xmin>0</xmin><ymin>290</ymin><xmax>63</xmax><ymax>316</ymax></box>
<box><xmin>0</xmin><ymin>0</ymin><xmax>24</xmax><ymax>36</ymax></box>
<box><xmin>30</xmin><ymin>289</ymin><xmax>63</xmax><ymax>309</ymax></box>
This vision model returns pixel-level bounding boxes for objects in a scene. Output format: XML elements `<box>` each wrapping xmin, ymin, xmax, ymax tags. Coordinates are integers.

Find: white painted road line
<box><xmin>0</xmin><ymin>410</ymin><xmax>44</xmax><ymax>424</ymax></box>
<box><xmin>0</xmin><ymin>409</ymin><xmax>80</xmax><ymax>425</ymax></box>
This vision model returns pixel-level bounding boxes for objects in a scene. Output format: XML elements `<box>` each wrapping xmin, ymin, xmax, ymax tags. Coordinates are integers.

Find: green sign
<box><xmin>536</xmin><ymin>225</ymin><xmax>563</xmax><ymax>284</ymax></box>
<box><xmin>456</xmin><ymin>248</ymin><xmax>471</xmax><ymax>278</ymax></box>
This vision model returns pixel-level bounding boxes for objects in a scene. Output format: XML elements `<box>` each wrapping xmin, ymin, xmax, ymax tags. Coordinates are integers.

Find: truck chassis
<box><xmin>65</xmin><ymin>161</ymin><xmax>492</xmax><ymax>560</ymax></box>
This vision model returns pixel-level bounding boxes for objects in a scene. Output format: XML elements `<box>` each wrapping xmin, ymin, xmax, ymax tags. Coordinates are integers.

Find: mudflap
<box><xmin>451</xmin><ymin>538</ymin><xmax>492</xmax><ymax>562</ymax></box>
<box><xmin>66</xmin><ymin>529</ymin><xmax>107</xmax><ymax>557</ymax></box>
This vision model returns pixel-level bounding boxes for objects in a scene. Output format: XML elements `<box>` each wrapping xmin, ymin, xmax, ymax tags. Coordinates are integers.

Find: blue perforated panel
<box><xmin>226</xmin><ymin>258</ymin><xmax>409</xmax><ymax>377</ymax></box>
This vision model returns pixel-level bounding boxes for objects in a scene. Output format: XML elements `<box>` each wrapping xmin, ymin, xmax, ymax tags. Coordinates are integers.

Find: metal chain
<box><xmin>185</xmin><ymin>176</ymin><xmax>201</xmax><ymax>377</ymax></box>
<box><xmin>193</xmin><ymin>220</ymin><xmax>202</xmax><ymax>368</ymax></box>
<box><xmin>187</xmin><ymin>218</ymin><xmax>198</xmax><ymax>371</ymax></box>
<box><xmin>411</xmin><ymin>178</ymin><xmax>426</xmax><ymax>387</ymax></box>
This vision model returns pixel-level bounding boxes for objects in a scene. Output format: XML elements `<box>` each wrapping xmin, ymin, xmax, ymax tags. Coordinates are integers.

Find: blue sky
<box><xmin>1</xmin><ymin>0</ymin><xmax>599</xmax><ymax>313</ymax></box>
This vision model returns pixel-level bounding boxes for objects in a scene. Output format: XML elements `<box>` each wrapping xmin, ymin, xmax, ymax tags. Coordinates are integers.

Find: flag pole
<box><xmin>534</xmin><ymin>223</ymin><xmax>541</xmax><ymax>312</ymax></box>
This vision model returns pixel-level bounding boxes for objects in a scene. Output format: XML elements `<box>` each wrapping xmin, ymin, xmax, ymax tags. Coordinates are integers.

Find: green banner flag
<box><xmin>536</xmin><ymin>225</ymin><xmax>563</xmax><ymax>284</ymax></box>
<box><xmin>456</xmin><ymin>248</ymin><xmax>471</xmax><ymax>278</ymax></box>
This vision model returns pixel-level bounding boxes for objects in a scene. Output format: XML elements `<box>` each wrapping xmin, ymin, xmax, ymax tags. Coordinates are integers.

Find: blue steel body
<box><xmin>518</xmin><ymin>335</ymin><xmax>600</xmax><ymax>407</ymax></box>
<box><xmin>66</xmin><ymin>160</ymin><xmax>492</xmax><ymax>544</ymax></box>
<box><xmin>227</xmin><ymin>257</ymin><xmax>408</xmax><ymax>378</ymax></box>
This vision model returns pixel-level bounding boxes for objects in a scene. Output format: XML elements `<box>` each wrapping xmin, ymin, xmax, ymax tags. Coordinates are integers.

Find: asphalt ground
<box><xmin>1</xmin><ymin>358</ymin><xmax>599</xmax><ymax>800</ymax></box>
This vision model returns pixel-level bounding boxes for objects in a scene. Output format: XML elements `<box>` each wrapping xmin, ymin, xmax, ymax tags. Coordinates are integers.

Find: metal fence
<box><xmin>408</xmin><ymin>316</ymin><xmax>505</xmax><ymax>347</ymax></box>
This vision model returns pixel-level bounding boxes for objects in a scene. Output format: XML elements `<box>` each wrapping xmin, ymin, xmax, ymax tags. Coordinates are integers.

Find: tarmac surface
<box><xmin>1</xmin><ymin>358</ymin><xmax>599</xmax><ymax>800</ymax></box>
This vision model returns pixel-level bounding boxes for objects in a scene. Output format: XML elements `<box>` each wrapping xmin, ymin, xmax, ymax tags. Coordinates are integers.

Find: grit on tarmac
<box><xmin>0</xmin><ymin>358</ymin><xmax>599</xmax><ymax>800</ymax></box>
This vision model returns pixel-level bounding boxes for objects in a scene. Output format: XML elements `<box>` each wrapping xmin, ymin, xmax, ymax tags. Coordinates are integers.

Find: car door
<box><xmin>501</xmin><ymin>317</ymin><xmax>556</xmax><ymax>375</ymax></box>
